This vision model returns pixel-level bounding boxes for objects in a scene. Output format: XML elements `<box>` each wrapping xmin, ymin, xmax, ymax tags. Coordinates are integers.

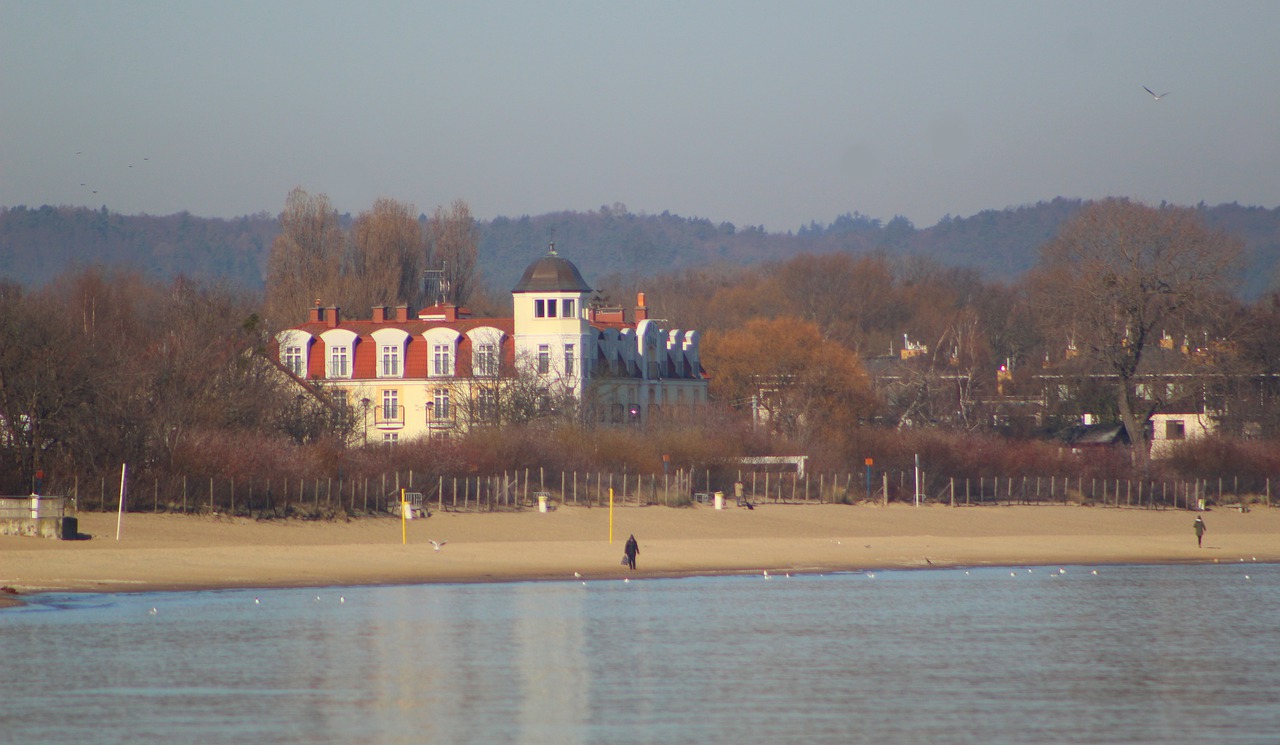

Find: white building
<box><xmin>277</xmin><ymin>245</ymin><xmax>708</xmax><ymax>442</ymax></box>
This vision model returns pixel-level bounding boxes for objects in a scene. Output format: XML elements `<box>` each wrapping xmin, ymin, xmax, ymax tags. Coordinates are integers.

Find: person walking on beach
<box><xmin>624</xmin><ymin>534</ymin><xmax>639</xmax><ymax>570</ymax></box>
<box><xmin>1193</xmin><ymin>516</ymin><xmax>1206</xmax><ymax>548</ymax></box>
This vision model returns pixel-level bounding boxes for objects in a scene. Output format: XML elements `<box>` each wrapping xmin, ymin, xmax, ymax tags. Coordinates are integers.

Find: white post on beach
<box><xmin>609</xmin><ymin>488</ymin><xmax>614</xmax><ymax>544</ymax></box>
<box><xmin>914</xmin><ymin>454</ymin><xmax>921</xmax><ymax>507</ymax></box>
<box><xmin>116</xmin><ymin>463</ymin><xmax>127</xmax><ymax>541</ymax></box>
<box><xmin>400</xmin><ymin>488</ymin><xmax>407</xmax><ymax>545</ymax></box>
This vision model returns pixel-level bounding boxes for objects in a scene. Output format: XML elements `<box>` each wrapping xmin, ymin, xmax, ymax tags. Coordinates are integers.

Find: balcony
<box><xmin>374</xmin><ymin>405</ymin><xmax>405</xmax><ymax>430</ymax></box>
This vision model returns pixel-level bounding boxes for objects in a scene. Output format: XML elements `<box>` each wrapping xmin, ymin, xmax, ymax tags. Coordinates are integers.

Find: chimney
<box><xmin>635</xmin><ymin>292</ymin><xmax>649</xmax><ymax>322</ymax></box>
<box><xmin>326</xmin><ymin>306</ymin><xmax>340</xmax><ymax>328</ymax></box>
<box><xmin>372</xmin><ymin>306</ymin><xmax>387</xmax><ymax>323</ymax></box>
<box><xmin>309</xmin><ymin>305</ymin><xmax>323</xmax><ymax>324</ymax></box>
<box><xmin>395</xmin><ymin>304</ymin><xmax>409</xmax><ymax>323</ymax></box>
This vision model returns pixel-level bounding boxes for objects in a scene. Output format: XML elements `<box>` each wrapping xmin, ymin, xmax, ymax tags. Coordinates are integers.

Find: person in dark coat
<box><xmin>1193</xmin><ymin>516</ymin><xmax>1206</xmax><ymax>548</ymax></box>
<box><xmin>624</xmin><ymin>534</ymin><xmax>639</xmax><ymax>570</ymax></box>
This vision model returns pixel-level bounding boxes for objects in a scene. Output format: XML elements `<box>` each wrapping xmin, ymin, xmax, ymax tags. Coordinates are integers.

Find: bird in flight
<box><xmin>429</xmin><ymin>539</ymin><xmax>447</xmax><ymax>551</ymax></box>
<box><xmin>1143</xmin><ymin>85</ymin><xmax>1171</xmax><ymax>101</ymax></box>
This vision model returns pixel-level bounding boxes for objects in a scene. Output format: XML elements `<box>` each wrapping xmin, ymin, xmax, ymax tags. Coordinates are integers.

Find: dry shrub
<box><xmin>1158</xmin><ymin>437</ymin><xmax>1280</xmax><ymax>493</ymax></box>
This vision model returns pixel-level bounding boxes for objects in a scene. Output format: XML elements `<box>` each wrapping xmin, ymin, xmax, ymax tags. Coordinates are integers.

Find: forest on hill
<box><xmin>3</xmin><ymin>199</ymin><xmax>1280</xmax><ymax>299</ymax></box>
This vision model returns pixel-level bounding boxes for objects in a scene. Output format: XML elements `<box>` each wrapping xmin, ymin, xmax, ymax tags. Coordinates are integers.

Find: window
<box><xmin>562</xmin><ymin>299</ymin><xmax>575</xmax><ymax>318</ymax></box>
<box><xmin>475</xmin><ymin>343</ymin><xmax>498</xmax><ymax>377</ymax></box>
<box><xmin>383</xmin><ymin>432</ymin><xmax>398</xmax><ymax>446</ymax></box>
<box><xmin>1166</xmin><ymin>420</ymin><xmax>1186</xmax><ymax>440</ymax></box>
<box><xmin>382</xmin><ymin>390</ymin><xmax>399</xmax><ymax>422</ymax></box>
<box><xmin>534</xmin><ymin>299</ymin><xmax>546</xmax><ymax>318</ymax></box>
<box><xmin>537</xmin><ymin>344</ymin><xmax>550</xmax><ymax>374</ymax></box>
<box><xmin>564</xmin><ymin>344</ymin><xmax>575</xmax><ymax>377</ymax></box>
<box><xmin>380</xmin><ymin>345</ymin><xmax>400</xmax><ymax>377</ymax></box>
<box><xmin>283</xmin><ymin>346</ymin><xmax>304</xmax><ymax>376</ymax></box>
<box><xmin>547</xmin><ymin>299</ymin><xmax>557</xmax><ymax>317</ymax></box>
<box><xmin>328</xmin><ymin>346</ymin><xmax>349</xmax><ymax>378</ymax></box>
<box><xmin>433</xmin><ymin>388</ymin><xmax>451</xmax><ymax>420</ymax></box>
<box><xmin>433</xmin><ymin>343</ymin><xmax>452</xmax><ymax>376</ymax></box>
<box><xmin>478</xmin><ymin>388</ymin><xmax>498</xmax><ymax>421</ymax></box>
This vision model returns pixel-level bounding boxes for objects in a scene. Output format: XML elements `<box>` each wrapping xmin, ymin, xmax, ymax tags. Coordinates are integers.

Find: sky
<box><xmin>3</xmin><ymin>1</ymin><xmax>1280</xmax><ymax>232</ymax></box>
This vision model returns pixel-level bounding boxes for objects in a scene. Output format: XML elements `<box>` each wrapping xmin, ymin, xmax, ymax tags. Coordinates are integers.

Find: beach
<box><xmin>3</xmin><ymin>503</ymin><xmax>1278</xmax><ymax>603</ymax></box>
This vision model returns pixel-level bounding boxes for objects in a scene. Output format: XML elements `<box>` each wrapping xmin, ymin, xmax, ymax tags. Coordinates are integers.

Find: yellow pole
<box><xmin>401</xmin><ymin>488</ymin><xmax>407</xmax><ymax>545</ymax></box>
<box><xmin>609</xmin><ymin>487</ymin><xmax>614</xmax><ymax>544</ymax></box>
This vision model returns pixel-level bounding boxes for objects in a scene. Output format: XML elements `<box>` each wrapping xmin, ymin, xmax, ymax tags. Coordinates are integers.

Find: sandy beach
<box><xmin>3</xmin><ymin>503</ymin><xmax>1278</xmax><ymax>604</ymax></box>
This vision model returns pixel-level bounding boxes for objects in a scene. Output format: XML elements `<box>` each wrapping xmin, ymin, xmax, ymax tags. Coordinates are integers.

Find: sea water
<box><xmin>2</xmin><ymin>564</ymin><xmax>1278</xmax><ymax>745</ymax></box>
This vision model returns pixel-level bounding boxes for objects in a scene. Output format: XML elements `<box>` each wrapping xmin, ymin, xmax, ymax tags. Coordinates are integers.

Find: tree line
<box><xmin>4</xmin><ymin>195</ymin><xmax>1280</xmax><ymax>502</ymax></box>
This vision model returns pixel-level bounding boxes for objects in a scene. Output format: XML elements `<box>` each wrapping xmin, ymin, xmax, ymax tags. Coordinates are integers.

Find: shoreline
<box><xmin>3</xmin><ymin>503</ymin><xmax>1278</xmax><ymax>606</ymax></box>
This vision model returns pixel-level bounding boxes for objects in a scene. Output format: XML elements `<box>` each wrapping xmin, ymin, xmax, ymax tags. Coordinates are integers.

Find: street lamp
<box><xmin>360</xmin><ymin>398</ymin><xmax>371</xmax><ymax>445</ymax></box>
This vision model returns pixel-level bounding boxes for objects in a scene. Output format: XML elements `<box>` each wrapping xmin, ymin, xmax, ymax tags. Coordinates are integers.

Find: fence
<box><xmin>44</xmin><ymin>467</ymin><xmax>1276</xmax><ymax>517</ymax></box>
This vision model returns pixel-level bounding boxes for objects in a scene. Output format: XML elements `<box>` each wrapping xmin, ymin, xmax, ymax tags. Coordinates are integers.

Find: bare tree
<box><xmin>427</xmin><ymin>199</ymin><xmax>480</xmax><ymax>307</ymax></box>
<box><xmin>265</xmin><ymin>187</ymin><xmax>345</xmax><ymax>328</ymax></box>
<box><xmin>349</xmin><ymin>198</ymin><xmax>425</xmax><ymax>309</ymax></box>
<box><xmin>1031</xmin><ymin>199</ymin><xmax>1242</xmax><ymax>472</ymax></box>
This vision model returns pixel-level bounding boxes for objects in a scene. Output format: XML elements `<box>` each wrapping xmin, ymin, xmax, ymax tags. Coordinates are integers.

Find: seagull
<box><xmin>1143</xmin><ymin>85</ymin><xmax>1171</xmax><ymax>101</ymax></box>
<box><xmin>574</xmin><ymin>572</ymin><xmax>582</xmax><ymax>578</ymax></box>
<box><xmin>925</xmin><ymin>557</ymin><xmax>933</xmax><ymax>565</ymax></box>
<box><xmin>763</xmin><ymin>570</ymin><xmax>769</xmax><ymax>578</ymax></box>
<box><xmin>339</xmin><ymin>596</ymin><xmax>345</xmax><ymax>604</ymax></box>
<box><xmin>429</xmin><ymin>539</ymin><xmax>447</xmax><ymax>551</ymax></box>
<box><xmin>149</xmin><ymin>607</ymin><xmax>158</xmax><ymax>615</ymax></box>
<box><xmin>254</xmin><ymin>597</ymin><xmax>260</xmax><ymax>605</ymax></box>
<box><xmin>1091</xmin><ymin>570</ymin><xmax>1099</xmax><ymax>575</ymax></box>
<box><xmin>1058</xmin><ymin>568</ymin><xmax>1066</xmax><ymax>575</ymax></box>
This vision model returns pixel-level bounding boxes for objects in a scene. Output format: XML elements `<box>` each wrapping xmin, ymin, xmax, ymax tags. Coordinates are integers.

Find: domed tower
<box><xmin>511</xmin><ymin>243</ymin><xmax>593</xmax><ymax>395</ymax></box>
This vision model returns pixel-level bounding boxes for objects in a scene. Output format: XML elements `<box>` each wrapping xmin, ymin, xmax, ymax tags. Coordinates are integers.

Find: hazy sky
<box><xmin>4</xmin><ymin>1</ymin><xmax>1279</xmax><ymax>231</ymax></box>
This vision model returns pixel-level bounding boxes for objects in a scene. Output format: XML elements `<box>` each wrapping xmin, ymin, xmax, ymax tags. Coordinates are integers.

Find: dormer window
<box><xmin>433</xmin><ymin>344</ymin><xmax>453</xmax><ymax>376</ymax></box>
<box><xmin>329</xmin><ymin>346</ymin><xmax>349</xmax><ymax>378</ymax></box>
<box><xmin>380</xmin><ymin>345</ymin><xmax>400</xmax><ymax>377</ymax></box>
<box><xmin>475</xmin><ymin>343</ymin><xmax>498</xmax><ymax>376</ymax></box>
<box><xmin>283</xmin><ymin>346</ymin><xmax>304</xmax><ymax>376</ymax></box>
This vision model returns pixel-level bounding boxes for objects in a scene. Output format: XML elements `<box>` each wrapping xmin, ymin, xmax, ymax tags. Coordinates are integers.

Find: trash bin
<box><xmin>1197</xmin><ymin>498</ymin><xmax>1206</xmax><ymax>512</ymax></box>
<box><xmin>538</xmin><ymin>494</ymin><xmax>549</xmax><ymax>513</ymax></box>
<box><xmin>713</xmin><ymin>491</ymin><xmax>724</xmax><ymax>510</ymax></box>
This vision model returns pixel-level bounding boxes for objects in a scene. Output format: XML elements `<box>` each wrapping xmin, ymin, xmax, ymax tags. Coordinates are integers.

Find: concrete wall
<box><xmin>0</xmin><ymin>516</ymin><xmax>78</xmax><ymax>540</ymax></box>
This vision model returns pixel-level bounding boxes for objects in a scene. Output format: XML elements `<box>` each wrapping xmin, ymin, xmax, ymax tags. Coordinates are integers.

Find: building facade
<box><xmin>276</xmin><ymin>246</ymin><xmax>708</xmax><ymax>443</ymax></box>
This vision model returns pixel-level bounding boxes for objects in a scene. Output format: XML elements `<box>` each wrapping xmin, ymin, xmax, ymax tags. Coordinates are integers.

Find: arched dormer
<box><xmin>371</xmin><ymin>328</ymin><xmax>410</xmax><ymax>379</ymax></box>
<box><xmin>423</xmin><ymin>327</ymin><xmax>462</xmax><ymax>377</ymax></box>
<box><xmin>466</xmin><ymin>326</ymin><xmax>506</xmax><ymax>377</ymax></box>
<box><xmin>319</xmin><ymin>328</ymin><xmax>359</xmax><ymax>379</ymax></box>
<box><xmin>636</xmin><ymin>319</ymin><xmax>662</xmax><ymax>379</ymax></box>
<box><xmin>683</xmin><ymin>330</ymin><xmax>701</xmax><ymax>376</ymax></box>
<box><xmin>618</xmin><ymin>328</ymin><xmax>636</xmax><ymax>376</ymax></box>
<box><xmin>667</xmin><ymin>329</ymin><xmax>685</xmax><ymax>377</ymax></box>
<box><xmin>276</xmin><ymin>329</ymin><xmax>314</xmax><ymax>379</ymax></box>
<box><xmin>599</xmin><ymin>328</ymin><xmax>620</xmax><ymax>374</ymax></box>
